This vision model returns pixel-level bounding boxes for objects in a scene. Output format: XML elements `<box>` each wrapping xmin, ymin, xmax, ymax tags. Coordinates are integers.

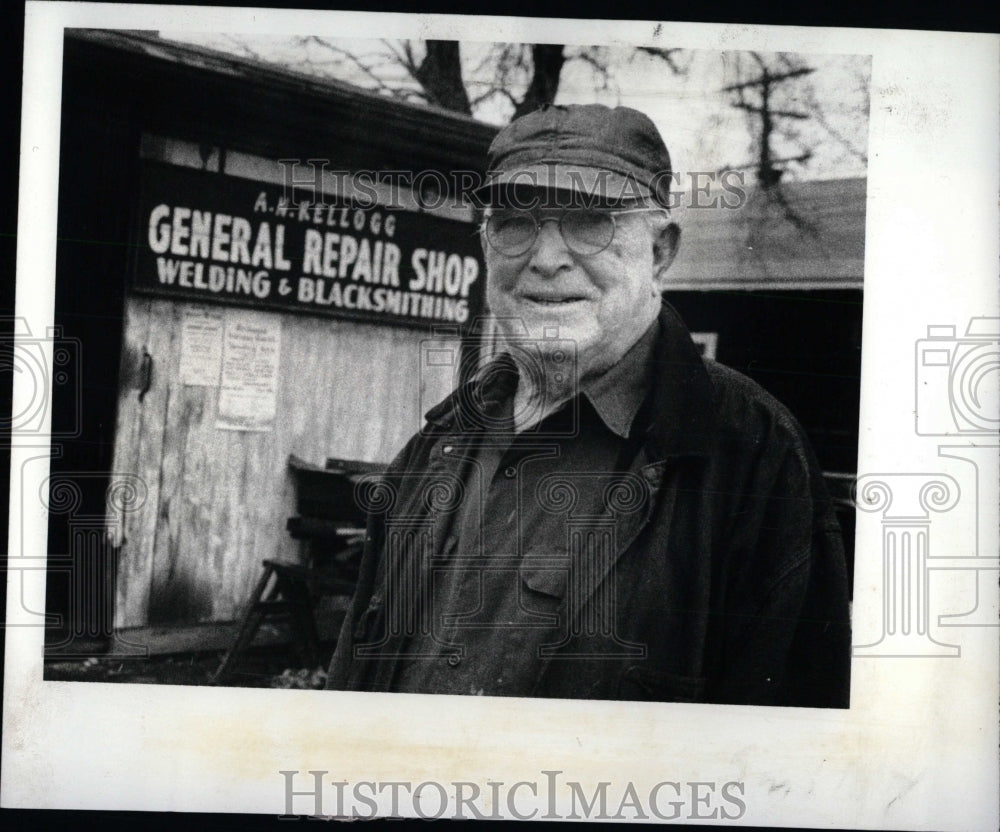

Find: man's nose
<box><xmin>528</xmin><ymin>218</ymin><xmax>573</xmax><ymax>277</ymax></box>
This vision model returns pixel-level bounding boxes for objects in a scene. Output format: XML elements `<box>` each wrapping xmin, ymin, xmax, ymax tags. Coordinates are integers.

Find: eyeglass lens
<box><xmin>486</xmin><ymin>210</ymin><xmax>615</xmax><ymax>256</ymax></box>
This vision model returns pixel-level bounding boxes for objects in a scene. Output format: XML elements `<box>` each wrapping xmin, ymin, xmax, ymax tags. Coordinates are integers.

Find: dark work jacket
<box><xmin>325</xmin><ymin>301</ymin><xmax>851</xmax><ymax>707</ymax></box>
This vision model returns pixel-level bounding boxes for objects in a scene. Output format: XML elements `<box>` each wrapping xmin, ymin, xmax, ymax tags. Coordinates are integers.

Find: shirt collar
<box><xmin>424</xmin><ymin>301</ymin><xmax>714</xmax><ymax>460</ymax></box>
<box><xmin>426</xmin><ymin>319</ymin><xmax>657</xmax><ymax>438</ymax></box>
<box><xmin>581</xmin><ymin>318</ymin><xmax>659</xmax><ymax>439</ymax></box>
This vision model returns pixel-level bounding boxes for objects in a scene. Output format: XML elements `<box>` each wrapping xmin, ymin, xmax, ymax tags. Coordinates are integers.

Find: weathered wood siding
<box><xmin>112</xmin><ymin>297</ymin><xmax>458</xmax><ymax>628</ymax></box>
<box><xmin>112</xmin><ymin>135</ymin><xmax>466</xmax><ymax>628</ymax></box>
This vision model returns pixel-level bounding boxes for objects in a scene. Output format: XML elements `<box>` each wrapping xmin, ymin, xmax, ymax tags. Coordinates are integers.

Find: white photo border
<box><xmin>5</xmin><ymin>3</ymin><xmax>999</xmax><ymax>829</ymax></box>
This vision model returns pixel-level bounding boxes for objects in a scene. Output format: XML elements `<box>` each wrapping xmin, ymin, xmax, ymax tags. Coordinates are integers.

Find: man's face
<box><xmin>484</xmin><ymin>185</ymin><xmax>670</xmax><ymax>379</ymax></box>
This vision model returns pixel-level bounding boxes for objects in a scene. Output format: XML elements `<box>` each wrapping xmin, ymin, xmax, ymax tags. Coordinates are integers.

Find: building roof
<box><xmin>63</xmin><ymin>29</ymin><xmax>498</xmax><ymax>173</ymax></box>
<box><xmin>669</xmin><ymin>176</ymin><xmax>866</xmax><ymax>290</ymax></box>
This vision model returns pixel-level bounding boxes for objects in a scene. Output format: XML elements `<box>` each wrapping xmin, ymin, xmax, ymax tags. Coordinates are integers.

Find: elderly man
<box><xmin>326</xmin><ymin>104</ymin><xmax>851</xmax><ymax>707</ymax></box>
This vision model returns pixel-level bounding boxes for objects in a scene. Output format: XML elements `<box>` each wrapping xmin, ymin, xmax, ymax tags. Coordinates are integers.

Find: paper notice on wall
<box><xmin>179</xmin><ymin>308</ymin><xmax>224</xmax><ymax>386</ymax></box>
<box><xmin>216</xmin><ymin>309</ymin><xmax>282</xmax><ymax>432</ymax></box>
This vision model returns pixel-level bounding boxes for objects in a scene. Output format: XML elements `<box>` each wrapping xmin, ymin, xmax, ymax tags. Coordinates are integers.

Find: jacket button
<box><xmin>447</xmin><ymin>654</ymin><xmax>462</xmax><ymax>667</ymax></box>
<box><xmin>503</xmin><ymin>466</ymin><xmax>517</xmax><ymax>479</ymax></box>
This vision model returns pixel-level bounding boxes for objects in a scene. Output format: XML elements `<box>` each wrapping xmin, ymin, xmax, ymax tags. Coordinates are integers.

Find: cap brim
<box><xmin>472</xmin><ymin>164</ymin><xmax>653</xmax><ymax>207</ymax></box>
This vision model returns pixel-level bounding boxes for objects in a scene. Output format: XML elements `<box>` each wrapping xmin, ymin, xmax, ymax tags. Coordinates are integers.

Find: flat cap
<box><xmin>475</xmin><ymin>103</ymin><xmax>673</xmax><ymax>208</ymax></box>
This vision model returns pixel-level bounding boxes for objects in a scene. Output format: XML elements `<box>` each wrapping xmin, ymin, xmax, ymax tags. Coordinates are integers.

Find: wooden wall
<box><xmin>112</xmin><ymin>296</ymin><xmax>458</xmax><ymax>628</ymax></box>
<box><xmin>111</xmin><ymin>135</ymin><xmax>465</xmax><ymax>629</ymax></box>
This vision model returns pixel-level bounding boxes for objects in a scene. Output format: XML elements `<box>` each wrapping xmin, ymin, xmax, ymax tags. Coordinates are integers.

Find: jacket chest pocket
<box><xmin>616</xmin><ymin>665</ymin><xmax>706</xmax><ymax>703</ymax></box>
<box><xmin>520</xmin><ymin>564</ymin><xmax>567</xmax><ymax>601</ymax></box>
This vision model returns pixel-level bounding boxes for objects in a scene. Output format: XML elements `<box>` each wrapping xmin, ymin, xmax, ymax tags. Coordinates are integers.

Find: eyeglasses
<box><xmin>483</xmin><ymin>207</ymin><xmax>668</xmax><ymax>257</ymax></box>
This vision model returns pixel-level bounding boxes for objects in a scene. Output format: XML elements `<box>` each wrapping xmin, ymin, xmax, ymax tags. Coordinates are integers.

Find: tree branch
<box><xmin>635</xmin><ymin>46</ymin><xmax>686</xmax><ymax>74</ymax></box>
<box><xmin>722</xmin><ymin>66</ymin><xmax>814</xmax><ymax>92</ymax></box>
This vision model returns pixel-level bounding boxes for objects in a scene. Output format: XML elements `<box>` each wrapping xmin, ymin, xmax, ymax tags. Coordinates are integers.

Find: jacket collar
<box><xmin>424</xmin><ymin>299</ymin><xmax>715</xmax><ymax>461</ymax></box>
<box><xmin>643</xmin><ymin>299</ymin><xmax>715</xmax><ymax>460</ymax></box>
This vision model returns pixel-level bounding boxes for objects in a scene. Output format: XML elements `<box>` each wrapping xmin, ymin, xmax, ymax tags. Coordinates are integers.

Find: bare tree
<box><xmin>399</xmin><ymin>40</ymin><xmax>471</xmax><ymax>114</ymax></box>
<box><xmin>719</xmin><ymin>51</ymin><xmax>827</xmax><ymax>273</ymax></box>
<box><xmin>221</xmin><ymin>37</ymin><xmax>688</xmax><ymax>122</ymax></box>
<box><xmin>190</xmin><ymin>33</ymin><xmax>866</xmax><ymax>186</ymax></box>
<box><xmin>722</xmin><ymin>52</ymin><xmax>815</xmax><ymax>188</ymax></box>
<box><xmin>512</xmin><ymin>44</ymin><xmax>565</xmax><ymax>118</ymax></box>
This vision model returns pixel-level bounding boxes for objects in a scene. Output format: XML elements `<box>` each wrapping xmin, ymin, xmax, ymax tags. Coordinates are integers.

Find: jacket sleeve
<box><xmin>324</xmin><ymin>433</ymin><xmax>421</xmax><ymax>691</ymax></box>
<box><xmin>780</xmin><ymin>451</ymin><xmax>852</xmax><ymax>708</ymax></box>
<box><xmin>714</xmin><ymin>418</ymin><xmax>852</xmax><ymax>708</ymax></box>
<box><xmin>323</xmin><ymin>505</ymin><xmax>383</xmax><ymax>690</ymax></box>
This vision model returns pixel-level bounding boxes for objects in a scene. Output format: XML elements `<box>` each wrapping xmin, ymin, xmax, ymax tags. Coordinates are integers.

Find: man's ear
<box><xmin>652</xmin><ymin>221</ymin><xmax>680</xmax><ymax>287</ymax></box>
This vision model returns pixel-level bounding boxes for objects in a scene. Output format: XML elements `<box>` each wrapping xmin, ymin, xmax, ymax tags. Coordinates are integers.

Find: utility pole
<box><xmin>723</xmin><ymin>54</ymin><xmax>814</xmax><ymax>187</ymax></box>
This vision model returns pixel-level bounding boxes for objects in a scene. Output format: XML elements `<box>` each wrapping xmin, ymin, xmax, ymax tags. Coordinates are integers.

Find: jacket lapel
<box><xmin>558</xmin><ymin>301</ymin><xmax>716</xmax><ymax>637</ymax></box>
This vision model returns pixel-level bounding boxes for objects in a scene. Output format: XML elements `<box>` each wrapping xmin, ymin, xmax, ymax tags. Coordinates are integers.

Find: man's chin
<box><xmin>495</xmin><ymin>302</ymin><xmax>587</xmax><ymax>336</ymax></box>
<box><xmin>500</xmin><ymin>317</ymin><xmax>592</xmax><ymax>351</ymax></box>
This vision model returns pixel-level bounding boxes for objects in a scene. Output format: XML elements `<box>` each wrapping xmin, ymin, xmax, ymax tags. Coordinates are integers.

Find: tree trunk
<box><xmin>513</xmin><ymin>45</ymin><xmax>565</xmax><ymax>118</ymax></box>
<box><xmin>413</xmin><ymin>41</ymin><xmax>472</xmax><ymax>115</ymax></box>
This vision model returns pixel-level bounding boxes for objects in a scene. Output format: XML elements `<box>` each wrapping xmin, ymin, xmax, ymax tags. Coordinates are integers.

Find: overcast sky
<box><xmin>162</xmin><ymin>33</ymin><xmax>871</xmax><ymax>183</ymax></box>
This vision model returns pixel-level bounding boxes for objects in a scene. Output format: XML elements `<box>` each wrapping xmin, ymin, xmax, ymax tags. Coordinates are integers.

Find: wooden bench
<box><xmin>211</xmin><ymin>455</ymin><xmax>382</xmax><ymax>684</ymax></box>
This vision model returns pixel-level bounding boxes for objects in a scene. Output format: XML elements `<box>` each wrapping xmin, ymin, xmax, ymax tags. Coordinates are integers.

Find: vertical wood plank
<box><xmin>111</xmin><ymin>296</ymin><xmax>154</xmax><ymax>628</ymax></box>
<box><xmin>112</xmin><ymin>297</ymin><xmax>177</xmax><ymax>628</ymax></box>
<box><xmin>114</xmin><ymin>299</ymin><xmax>466</xmax><ymax>626</ymax></box>
<box><xmin>145</xmin><ymin>300</ymin><xmax>198</xmax><ymax>625</ymax></box>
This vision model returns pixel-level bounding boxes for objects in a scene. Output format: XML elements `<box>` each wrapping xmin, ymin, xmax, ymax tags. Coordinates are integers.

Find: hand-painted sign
<box><xmin>132</xmin><ymin>162</ymin><xmax>485</xmax><ymax>328</ymax></box>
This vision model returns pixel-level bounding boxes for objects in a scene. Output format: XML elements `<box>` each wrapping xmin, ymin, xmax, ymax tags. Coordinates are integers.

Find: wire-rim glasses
<box><xmin>483</xmin><ymin>207</ymin><xmax>668</xmax><ymax>257</ymax></box>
